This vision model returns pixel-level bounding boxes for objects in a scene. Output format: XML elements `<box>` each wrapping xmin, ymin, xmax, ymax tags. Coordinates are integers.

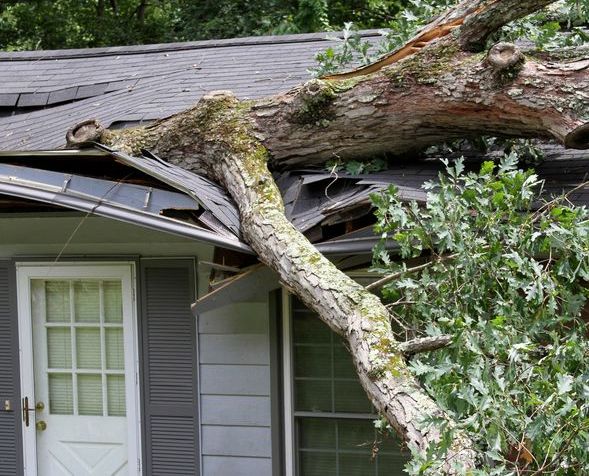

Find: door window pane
<box><xmin>48</xmin><ymin>373</ymin><xmax>73</xmax><ymax>415</ymax></box>
<box><xmin>74</xmin><ymin>281</ymin><xmax>100</xmax><ymax>323</ymax></box>
<box><xmin>76</xmin><ymin>328</ymin><xmax>101</xmax><ymax>369</ymax></box>
<box><xmin>45</xmin><ymin>281</ymin><xmax>70</xmax><ymax>322</ymax></box>
<box><xmin>78</xmin><ymin>374</ymin><xmax>103</xmax><ymax>415</ymax></box>
<box><xmin>105</xmin><ymin>328</ymin><xmax>124</xmax><ymax>370</ymax></box>
<box><xmin>104</xmin><ymin>281</ymin><xmax>123</xmax><ymax>323</ymax></box>
<box><xmin>47</xmin><ymin>328</ymin><xmax>71</xmax><ymax>369</ymax></box>
<box><xmin>107</xmin><ymin>375</ymin><xmax>126</xmax><ymax>416</ymax></box>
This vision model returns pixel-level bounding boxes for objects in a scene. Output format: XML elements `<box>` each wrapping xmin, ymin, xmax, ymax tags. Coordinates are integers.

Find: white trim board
<box><xmin>281</xmin><ymin>288</ymin><xmax>295</xmax><ymax>476</ymax></box>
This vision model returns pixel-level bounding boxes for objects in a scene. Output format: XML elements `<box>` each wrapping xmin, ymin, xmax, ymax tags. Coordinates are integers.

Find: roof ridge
<box><xmin>0</xmin><ymin>30</ymin><xmax>385</xmax><ymax>62</ymax></box>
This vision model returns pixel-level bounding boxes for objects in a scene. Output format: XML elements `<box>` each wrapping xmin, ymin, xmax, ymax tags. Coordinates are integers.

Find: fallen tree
<box><xmin>66</xmin><ymin>0</ymin><xmax>589</xmax><ymax>472</ymax></box>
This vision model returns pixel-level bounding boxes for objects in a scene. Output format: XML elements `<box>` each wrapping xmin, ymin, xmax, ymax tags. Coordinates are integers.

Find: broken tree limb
<box><xmin>400</xmin><ymin>335</ymin><xmax>454</xmax><ymax>355</ymax></box>
<box><xmin>322</xmin><ymin>0</ymin><xmax>557</xmax><ymax>80</ymax></box>
<box><xmin>486</xmin><ymin>42</ymin><xmax>524</xmax><ymax>72</ymax></box>
<box><xmin>458</xmin><ymin>0</ymin><xmax>557</xmax><ymax>51</ymax></box>
<box><xmin>66</xmin><ymin>0</ymin><xmax>588</xmax><ymax>471</ymax></box>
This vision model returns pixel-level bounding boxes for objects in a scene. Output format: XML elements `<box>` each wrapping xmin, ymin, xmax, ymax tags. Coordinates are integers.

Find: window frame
<box><xmin>282</xmin><ymin>290</ymin><xmax>408</xmax><ymax>476</ymax></box>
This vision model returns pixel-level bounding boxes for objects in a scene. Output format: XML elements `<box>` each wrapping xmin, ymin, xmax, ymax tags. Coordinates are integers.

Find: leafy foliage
<box><xmin>372</xmin><ymin>157</ymin><xmax>589</xmax><ymax>474</ymax></box>
<box><xmin>500</xmin><ymin>1</ymin><xmax>589</xmax><ymax>49</ymax></box>
<box><xmin>0</xmin><ymin>0</ymin><xmax>405</xmax><ymax>51</ymax></box>
<box><xmin>313</xmin><ymin>0</ymin><xmax>589</xmax><ymax>76</ymax></box>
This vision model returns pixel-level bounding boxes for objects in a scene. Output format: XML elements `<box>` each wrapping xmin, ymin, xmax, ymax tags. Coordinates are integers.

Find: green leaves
<box><xmin>372</xmin><ymin>156</ymin><xmax>589</xmax><ymax>474</ymax></box>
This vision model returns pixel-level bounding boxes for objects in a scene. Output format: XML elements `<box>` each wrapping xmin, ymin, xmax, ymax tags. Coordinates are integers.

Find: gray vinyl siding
<box><xmin>198</xmin><ymin>302</ymin><xmax>272</xmax><ymax>476</ymax></box>
<box><xmin>0</xmin><ymin>261</ymin><xmax>22</xmax><ymax>475</ymax></box>
<box><xmin>140</xmin><ymin>259</ymin><xmax>199</xmax><ymax>476</ymax></box>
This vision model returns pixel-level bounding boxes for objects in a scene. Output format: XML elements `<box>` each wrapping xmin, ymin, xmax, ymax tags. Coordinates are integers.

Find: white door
<box><xmin>18</xmin><ymin>264</ymin><xmax>141</xmax><ymax>476</ymax></box>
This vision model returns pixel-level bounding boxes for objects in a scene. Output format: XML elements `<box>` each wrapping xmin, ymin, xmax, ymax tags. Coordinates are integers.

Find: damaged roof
<box><xmin>0</xmin><ymin>143</ymin><xmax>586</xmax><ymax>257</ymax></box>
<box><xmin>0</xmin><ymin>32</ymin><xmax>587</xmax><ymax>256</ymax></box>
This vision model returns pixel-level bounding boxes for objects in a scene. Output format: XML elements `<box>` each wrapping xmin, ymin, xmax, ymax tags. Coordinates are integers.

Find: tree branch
<box><xmin>400</xmin><ymin>335</ymin><xmax>453</xmax><ymax>355</ymax></box>
<box><xmin>78</xmin><ymin>91</ymin><xmax>478</xmax><ymax>473</ymax></box>
<box><xmin>322</xmin><ymin>0</ymin><xmax>560</xmax><ymax>81</ymax></box>
<box><xmin>64</xmin><ymin>2</ymin><xmax>588</xmax><ymax>470</ymax></box>
<box><xmin>366</xmin><ymin>254</ymin><xmax>457</xmax><ymax>292</ymax></box>
<box><xmin>458</xmin><ymin>0</ymin><xmax>557</xmax><ymax>51</ymax></box>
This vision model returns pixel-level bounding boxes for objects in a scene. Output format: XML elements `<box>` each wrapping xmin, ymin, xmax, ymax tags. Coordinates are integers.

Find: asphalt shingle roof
<box><xmin>0</xmin><ymin>31</ymin><xmax>383</xmax><ymax>151</ymax></box>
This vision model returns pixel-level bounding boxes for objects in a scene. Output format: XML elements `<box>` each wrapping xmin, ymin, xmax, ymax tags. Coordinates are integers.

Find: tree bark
<box><xmin>66</xmin><ymin>0</ymin><xmax>588</xmax><ymax>472</ymax></box>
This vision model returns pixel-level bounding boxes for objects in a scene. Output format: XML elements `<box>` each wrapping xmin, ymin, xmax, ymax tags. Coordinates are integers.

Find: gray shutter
<box><xmin>0</xmin><ymin>261</ymin><xmax>22</xmax><ymax>475</ymax></box>
<box><xmin>140</xmin><ymin>260</ymin><xmax>199</xmax><ymax>476</ymax></box>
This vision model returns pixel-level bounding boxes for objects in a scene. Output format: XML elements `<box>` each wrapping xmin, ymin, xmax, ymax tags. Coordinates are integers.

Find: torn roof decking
<box><xmin>280</xmin><ymin>149</ymin><xmax>589</xmax><ymax>238</ymax></box>
<box><xmin>99</xmin><ymin>146</ymin><xmax>242</xmax><ymax>237</ymax></box>
<box><xmin>0</xmin><ymin>31</ymin><xmax>383</xmax><ymax>151</ymax></box>
<box><xmin>0</xmin><ymin>145</ymin><xmax>586</xmax><ymax>256</ymax></box>
<box><xmin>0</xmin><ymin>161</ymin><xmax>251</xmax><ymax>253</ymax></box>
<box><xmin>0</xmin><ymin>148</ymin><xmax>248</xmax><ymax>249</ymax></box>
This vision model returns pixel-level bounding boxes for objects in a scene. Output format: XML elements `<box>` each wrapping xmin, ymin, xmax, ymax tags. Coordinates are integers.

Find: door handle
<box><xmin>22</xmin><ymin>397</ymin><xmax>45</xmax><ymax>430</ymax></box>
<box><xmin>22</xmin><ymin>397</ymin><xmax>43</xmax><ymax>427</ymax></box>
<box><xmin>22</xmin><ymin>397</ymin><xmax>32</xmax><ymax>427</ymax></box>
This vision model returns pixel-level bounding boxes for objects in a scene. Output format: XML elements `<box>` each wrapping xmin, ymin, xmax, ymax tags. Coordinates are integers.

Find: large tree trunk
<box><xmin>66</xmin><ymin>0</ymin><xmax>588</xmax><ymax>472</ymax></box>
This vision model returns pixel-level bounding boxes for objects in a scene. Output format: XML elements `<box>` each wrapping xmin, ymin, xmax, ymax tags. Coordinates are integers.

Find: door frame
<box><xmin>16</xmin><ymin>262</ymin><xmax>142</xmax><ymax>476</ymax></box>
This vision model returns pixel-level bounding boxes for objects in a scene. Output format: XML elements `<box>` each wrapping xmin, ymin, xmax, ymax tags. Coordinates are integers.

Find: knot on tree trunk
<box><xmin>486</xmin><ymin>42</ymin><xmax>524</xmax><ymax>73</ymax></box>
<box><xmin>290</xmin><ymin>79</ymin><xmax>336</xmax><ymax>126</ymax></box>
<box><xmin>66</xmin><ymin>119</ymin><xmax>105</xmax><ymax>148</ymax></box>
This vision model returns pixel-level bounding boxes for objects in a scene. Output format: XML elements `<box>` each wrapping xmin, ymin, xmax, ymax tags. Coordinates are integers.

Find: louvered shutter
<box><xmin>140</xmin><ymin>260</ymin><xmax>199</xmax><ymax>475</ymax></box>
<box><xmin>0</xmin><ymin>261</ymin><xmax>23</xmax><ymax>475</ymax></box>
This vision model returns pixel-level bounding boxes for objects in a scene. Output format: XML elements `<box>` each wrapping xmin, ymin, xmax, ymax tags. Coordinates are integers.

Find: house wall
<box><xmin>198</xmin><ymin>302</ymin><xmax>274</xmax><ymax>476</ymax></box>
<box><xmin>0</xmin><ymin>214</ymin><xmax>278</xmax><ymax>475</ymax></box>
<box><xmin>0</xmin><ymin>214</ymin><xmax>214</xmax><ymax>258</ymax></box>
<box><xmin>0</xmin><ymin>214</ymin><xmax>272</xmax><ymax>476</ymax></box>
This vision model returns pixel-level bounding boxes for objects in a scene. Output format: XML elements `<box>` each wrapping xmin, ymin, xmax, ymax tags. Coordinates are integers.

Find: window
<box><xmin>290</xmin><ymin>297</ymin><xmax>409</xmax><ymax>475</ymax></box>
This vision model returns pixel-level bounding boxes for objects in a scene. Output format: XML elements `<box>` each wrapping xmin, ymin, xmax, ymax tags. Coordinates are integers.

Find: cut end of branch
<box><xmin>486</xmin><ymin>42</ymin><xmax>524</xmax><ymax>72</ymax></box>
<box><xmin>565</xmin><ymin>123</ymin><xmax>589</xmax><ymax>149</ymax></box>
<box><xmin>66</xmin><ymin>119</ymin><xmax>105</xmax><ymax>148</ymax></box>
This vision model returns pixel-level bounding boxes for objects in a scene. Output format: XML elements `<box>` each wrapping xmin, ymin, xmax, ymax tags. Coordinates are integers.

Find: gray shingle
<box><xmin>0</xmin><ymin>31</ymin><xmax>388</xmax><ymax>150</ymax></box>
<box><xmin>16</xmin><ymin>92</ymin><xmax>49</xmax><ymax>107</ymax></box>
<box><xmin>47</xmin><ymin>87</ymin><xmax>78</xmax><ymax>104</ymax></box>
<box><xmin>0</xmin><ymin>93</ymin><xmax>19</xmax><ymax>106</ymax></box>
<box><xmin>75</xmin><ymin>82</ymin><xmax>108</xmax><ymax>99</ymax></box>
